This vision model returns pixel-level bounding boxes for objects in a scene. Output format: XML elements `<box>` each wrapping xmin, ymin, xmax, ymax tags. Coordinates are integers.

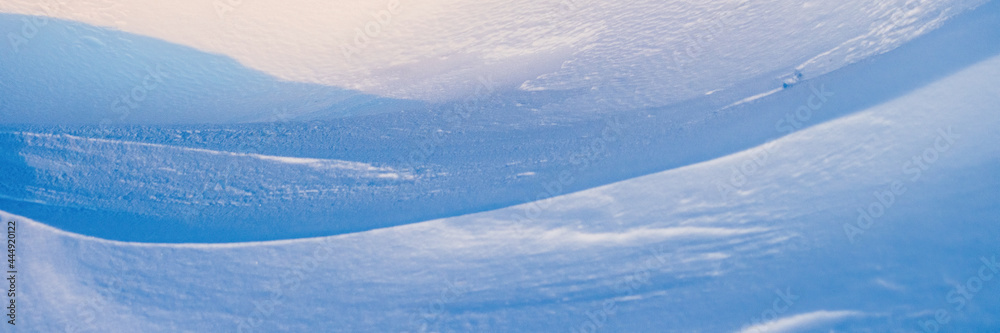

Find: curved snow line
<box><xmin>4</xmin><ymin>50</ymin><xmax>1000</xmax><ymax>332</ymax></box>
<box><xmin>15</xmin><ymin>131</ymin><xmax>407</xmax><ymax>176</ymax></box>
<box><xmin>5</xmin><ymin>3</ymin><xmax>1000</xmax><ymax>242</ymax></box>
<box><xmin>793</xmin><ymin>0</ymin><xmax>988</xmax><ymax>79</ymax></box>
<box><xmin>535</xmin><ymin>226</ymin><xmax>770</xmax><ymax>245</ymax></box>
<box><xmin>737</xmin><ymin>310</ymin><xmax>865</xmax><ymax>333</ymax></box>
<box><xmin>0</xmin><ymin>0</ymin><xmax>984</xmax><ymax>110</ymax></box>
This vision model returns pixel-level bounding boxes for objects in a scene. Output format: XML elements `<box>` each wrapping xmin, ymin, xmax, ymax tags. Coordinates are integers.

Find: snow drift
<box><xmin>5</xmin><ymin>45</ymin><xmax>1000</xmax><ymax>331</ymax></box>
<box><xmin>0</xmin><ymin>0</ymin><xmax>989</xmax><ymax>121</ymax></box>
<box><xmin>0</xmin><ymin>0</ymin><xmax>998</xmax><ymax>332</ymax></box>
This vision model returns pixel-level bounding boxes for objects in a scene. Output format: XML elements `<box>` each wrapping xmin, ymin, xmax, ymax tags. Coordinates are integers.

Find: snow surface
<box><xmin>0</xmin><ymin>0</ymin><xmax>999</xmax><ymax>332</ymax></box>
<box><xmin>5</xmin><ymin>48</ymin><xmax>1000</xmax><ymax>331</ymax></box>
<box><xmin>0</xmin><ymin>0</ymin><xmax>990</xmax><ymax>120</ymax></box>
<box><xmin>3</xmin><ymin>1</ymin><xmax>999</xmax><ymax>243</ymax></box>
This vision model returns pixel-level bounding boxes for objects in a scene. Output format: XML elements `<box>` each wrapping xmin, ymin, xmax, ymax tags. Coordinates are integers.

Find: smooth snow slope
<box><xmin>0</xmin><ymin>14</ymin><xmax>425</xmax><ymax>124</ymax></box>
<box><xmin>0</xmin><ymin>0</ymin><xmax>988</xmax><ymax>114</ymax></box>
<box><xmin>5</xmin><ymin>46</ymin><xmax>999</xmax><ymax>332</ymax></box>
<box><xmin>1</xmin><ymin>1</ymin><xmax>998</xmax><ymax>242</ymax></box>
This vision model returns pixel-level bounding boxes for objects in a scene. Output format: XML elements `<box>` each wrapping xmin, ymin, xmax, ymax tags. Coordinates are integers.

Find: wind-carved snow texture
<box><xmin>0</xmin><ymin>0</ymin><xmax>989</xmax><ymax>118</ymax></box>
<box><xmin>793</xmin><ymin>0</ymin><xmax>989</xmax><ymax>80</ymax></box>
<box><xmin>5</xmin><ymin>46</ymin><xmax>1000</xmax><ymax>331</ymax></box>
<box><xmin>0</xmin><ymin>0</ymin><xmax>999</xmax><ymax>332</ymax></box>
<box><xmin>16</xmin><ymin>132</ymin><xmax>411</xmax><ymax>207</ymax></box>
<box><xmin>4</xmin><ymin>0</ymin><xmax>1000</xmax><ymax>243</ymax></box>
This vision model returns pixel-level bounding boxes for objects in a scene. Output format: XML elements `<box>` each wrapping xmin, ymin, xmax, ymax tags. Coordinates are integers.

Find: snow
<box><xmin>0</xmin><ymin>0</ymin><xmax>990</xmax><ymax>120</ymax></box>
<box><xmin>737</xmin><ymin>310</ymin><xmax>865</xmax><ymax>333</ymax></box>
<box><xmin>1</xmin><ymin>0</ymin><xmax>999</xmax><ymax>332</ymax></box>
